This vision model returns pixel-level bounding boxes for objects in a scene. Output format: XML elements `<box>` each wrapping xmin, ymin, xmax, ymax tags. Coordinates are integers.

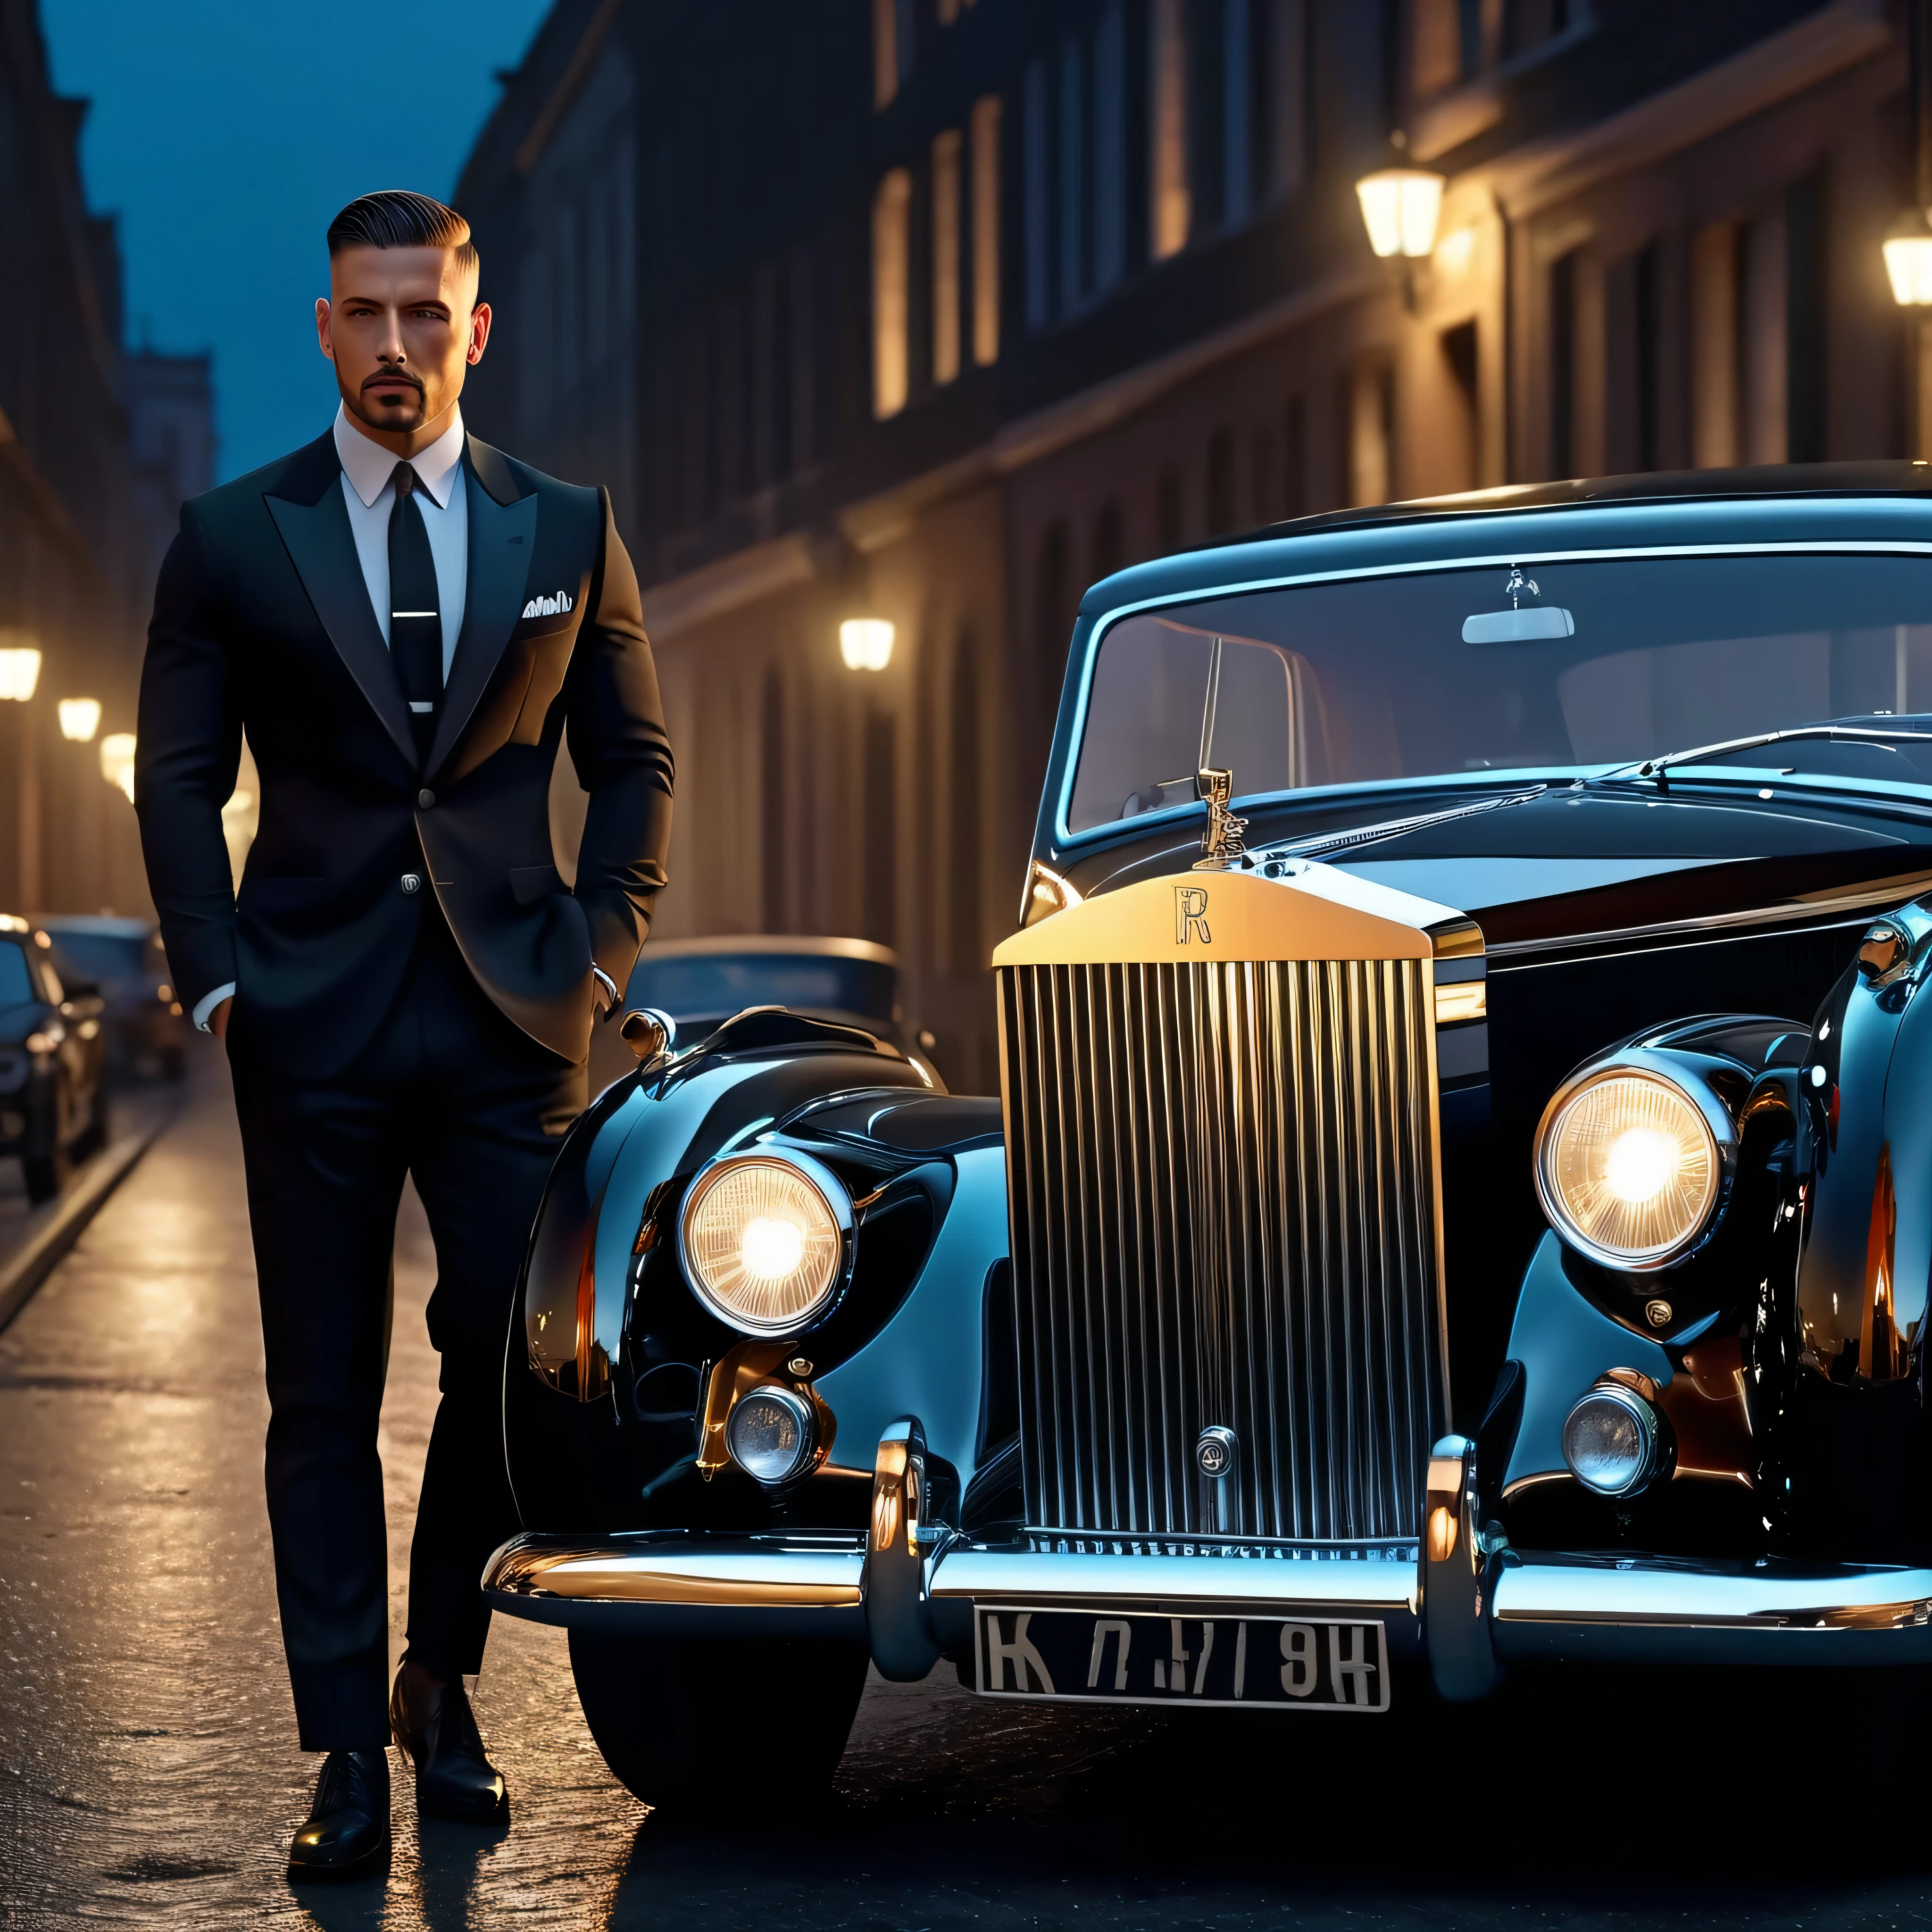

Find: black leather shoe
<box><xmin>391</xmin><ymin>1669</ymin><xmax>510</xmax><ymax>1824</ymax></box>
<box><xmin>287</xmin><ymin>1749</ymin><xmax>391</xmax><ymax>1880</ymax></box>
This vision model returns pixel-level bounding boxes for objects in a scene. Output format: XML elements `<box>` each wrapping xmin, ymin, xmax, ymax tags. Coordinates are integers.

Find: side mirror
<box><xmin>619</xmin><ymin>1006</ymin><xmax>677</xmax><ymax>1064</ymax></box>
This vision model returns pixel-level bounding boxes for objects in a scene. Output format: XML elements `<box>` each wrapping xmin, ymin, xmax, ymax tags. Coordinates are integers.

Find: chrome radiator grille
<box><xmin>999</xmin><ymin>957</ymin><xmax>1446</xmax><ymax>1543</ymax></box>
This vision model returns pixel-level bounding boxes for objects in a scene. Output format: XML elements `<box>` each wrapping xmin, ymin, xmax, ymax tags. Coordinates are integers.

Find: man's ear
<box><xmin>316</xmin><ymin>297</ymin><xmax>335</xmax><ymax>362</ymax></box>
<box><xmin>467</xmin><ymin>302</ymin><xmax>492</xmax><ymax>366</ymax></box>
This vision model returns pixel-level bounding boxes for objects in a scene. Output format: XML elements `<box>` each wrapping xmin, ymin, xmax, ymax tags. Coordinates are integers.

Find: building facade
<box><xmin>458</xmin><ymin>0</ymin><xmax>1918</xmax><ymax>1091</ymax></box>
<box><xmin>0</xmin><ymin>1</ymin><xmax>204</xmax><ymax>920</ymax></box>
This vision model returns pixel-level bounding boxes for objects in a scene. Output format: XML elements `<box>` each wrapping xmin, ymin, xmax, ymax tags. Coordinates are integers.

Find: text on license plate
<box><xmin>973</xmin><ymin>1607</ymin><xmax>1390</xmax><ymax>1711</ymax></box>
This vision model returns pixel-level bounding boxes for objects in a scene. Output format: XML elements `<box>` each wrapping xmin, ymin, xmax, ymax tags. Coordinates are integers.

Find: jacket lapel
<box><xmin>265</xmin><ymin>443</ymin><xmax>418</xmax><ymax>768</ymax></box>
<box><xmin>425</xmin><ymin>437</ymin><xmax>537</xmax><ymax>780</ymax></box>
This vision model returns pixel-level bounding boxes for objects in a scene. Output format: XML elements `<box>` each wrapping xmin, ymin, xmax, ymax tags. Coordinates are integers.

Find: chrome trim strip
<box><xmin>1055</xmin><ymin>539</ymin><xmax>1932</xmax><ymax>849</ymax></box>
<box><xmin>483</xmin><ymin>1532</ymin><xmax>864</xmax><ymax>1614</ymax></box>
<box><xmin>928</xmin><ymin>1544</ymin><xmax>1422</xmax><ymax>1613</ymax></box>
<box><xmin>1486</xmin><ymin>879</ymin><xmax>1932</xmax><ymax>966</ymax></box>
<box><xmin>1491</xmin><ymin>1555</ymin><xmax>1932</xmax><ymax>1631</ymax></box>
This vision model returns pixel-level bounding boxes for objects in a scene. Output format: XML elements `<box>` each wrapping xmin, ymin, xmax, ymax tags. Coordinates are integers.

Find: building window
<box><xmin>1150</xmin><ymin>0</ymin><xmax>1189</xmax><ymax>260</ymax></box>
<box><xmin>1549</xmin><ymin>249</ymin><xmax>1579</xmax><ymax>479</ymax></box>
<box><xmin>932</xmin><ymin>130</ymin><xmax>963</xmax><ymax>386</ymax></box>
<box><xmin>1059</xmin><ymin>33</ymin><xmax>1086</xmax><ymax>316</ymax></box>
<box><xmin>1093</xmin><ymin>497</ymin><xmax>1125</xmax><ymax>580</ymax></box>
<box><xmin>1690</xmin><ymin>222</ymin><xmax>1738</xmax><ymax>468</ymax></box>
<box><xmin>1282</xmin><ymin>392</ymin><xmax>1307</xmax><ymax>516</ymax></box>
<box><xmin>761</xmin><ymin>666</ymin><xmax>786</xmax><ymax>931</ymax></box>
<box><xmin>872</xmin><ymin>168</ymin><xmax>912</xmax><ymax>418</ymax></box>
<box><xmin>1157</xmin><ymin>464</ymin><xmax>1184</xmax><ymax>550</ymax></box>
<box><xmin>863</xmin><ymin>704</ymin><xmax>898</xmax><ymax>945</ymax></box>
<box><xmin>1206</xmin><ymin>425</ymin><xmax>1237</xmax><ymax>534</ymax></box>
<box><xmin>1441</xmin><ymin>320</ymin><xmax>1480</xmax><ymax>491</ymax></box>
<box><xmin>1024</xmin><ymin>59</ymin><xmax>1051</xmax><ymax>329</ymax></box>
<box><xmin>1093</xmin><ymin>1</ymin><xmax>1127</xmax><ymax>292</ymax></box>
<box><xmin>1223</xmin><ymin>0</ymin><xmax>1251</xmax><ymax>230</ymax></box>
<box><xmin>948</xmin><ymin>639</ymin><xmax>983</xmax><ymax>979</ymax></box>
<box><xmin>1266</xmin><ymin>0</ymin><xmax>1307</xmax><ymax>201</ymax></box>
<box><xmin>971</xmin><ymin>95</ymin><xmax>1001</xmax><ymax>365</ymax></box>
<box><xmin>1345</xmin><ymin>361</ymin><xmax>1394</xmax><ymax>507</ymax></box>
<box><xmin>873</xmin><ymin>0</ymin><xmax>914</xmax><ymax>108</ymax></box>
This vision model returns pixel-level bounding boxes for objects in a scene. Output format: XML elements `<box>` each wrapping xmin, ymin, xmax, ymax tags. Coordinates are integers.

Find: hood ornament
<box><xmin>1194</xmin><ymin>767</ymin><xmax>1248</xmax><ymax>869</ymax></box>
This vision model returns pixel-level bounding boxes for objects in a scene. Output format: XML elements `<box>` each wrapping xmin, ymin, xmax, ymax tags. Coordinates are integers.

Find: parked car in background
<box><xmin>0</xmin><ymin>917</ymin><xmax>108</xmax><ymax>1203</ymax></box>
<box><xmin>34</xmin><ymin>916</ymin><xmax>185</xmax><ymax>1079</ymax></box>
<box><xmin>587</xmin><ymin>936</ymin><xmax>941</xmax><ymax>1098</ymax></box>
<box><xmin>490</xmin><ymin>463</ymin><xmax>1932</xmax><ymax>1807</ymax></box>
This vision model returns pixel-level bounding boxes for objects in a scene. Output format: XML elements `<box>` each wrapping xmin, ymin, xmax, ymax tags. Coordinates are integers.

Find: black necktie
<box><xmin>387</xmin><ymin>462</ymin><xmax>441</xmax><ymax>759</ymax></box>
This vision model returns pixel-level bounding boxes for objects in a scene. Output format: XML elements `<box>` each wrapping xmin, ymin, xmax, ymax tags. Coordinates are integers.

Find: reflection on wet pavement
<box><xmin>5</xmin><ymin>1059</ymin><xmax>1932</xmax><ymax>1929</ymax></box>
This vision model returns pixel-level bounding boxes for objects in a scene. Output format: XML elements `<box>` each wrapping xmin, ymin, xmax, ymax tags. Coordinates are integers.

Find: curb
<box><xmin>0</xmin><ymin>1103</ymin><xmax>176</xmax><ymax>1335</ymax></box>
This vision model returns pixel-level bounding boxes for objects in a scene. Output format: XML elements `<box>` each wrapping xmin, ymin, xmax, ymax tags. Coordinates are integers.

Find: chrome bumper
<box><xmin>482</xmin><ymin>1428</ymin><xmax>1932</xmax><ymax>1685</ymax></box>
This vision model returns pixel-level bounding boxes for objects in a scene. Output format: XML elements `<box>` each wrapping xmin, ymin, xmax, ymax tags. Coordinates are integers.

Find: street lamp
<box><xmin>839</xmin><ymin>618</ymin><xmax>895</xmax><ymax>671</ymax></box>
<box><xmin>100</xmin><ymin>732</ymin><xmax>137</xmax><ymax>804</ymax></box>
<box><xmin>0</xmin><ymin>638</ymin><xmax>42</xmax><ymax>700</ymax></box>
<box><xmin>58</xmin><ymin>697</ymin><xmax>101</xmax><ymax>742</ymax></box>
<box><xmin>1354</xmin><ymin>166</ymin><xmax>1445</xmax><ymax>260</ymax></box>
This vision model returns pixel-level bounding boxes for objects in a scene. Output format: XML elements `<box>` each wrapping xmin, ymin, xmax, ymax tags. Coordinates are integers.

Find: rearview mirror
<box><xmin>1462</xmin><ymin>606</ymin><xmax>1575</xmax><ymax>643</ymax></box>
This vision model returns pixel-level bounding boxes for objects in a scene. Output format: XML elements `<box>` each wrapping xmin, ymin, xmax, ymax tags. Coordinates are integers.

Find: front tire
<box><xmin>568</xmin><ymin>1630</ymin><xmax>869</xmax><ymax>1810</ymax></box>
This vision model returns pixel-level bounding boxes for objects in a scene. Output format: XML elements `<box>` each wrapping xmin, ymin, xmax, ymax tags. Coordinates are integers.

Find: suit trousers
<box><xmin>228</xmin><ymin>897</ymin><xmax>586</xmax><ymax>1751</ymax></box>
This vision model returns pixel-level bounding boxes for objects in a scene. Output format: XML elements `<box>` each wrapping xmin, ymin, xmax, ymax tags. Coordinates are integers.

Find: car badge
<box><xmin>1195</xmin><ymin>1425</ymin><xmax>1239</xmax><ymax>1478</ymax></box>
<box><xmin>1194</xmin><ymin>766</ymin><xmax>1248</xmax><ymax>869</ymax></box>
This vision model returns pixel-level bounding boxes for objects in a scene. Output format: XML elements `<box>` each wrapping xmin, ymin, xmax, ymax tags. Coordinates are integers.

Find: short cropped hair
<box><xmin>327</xmin><ymin>191</ymin><xmax>479</xmax><ymax>284</ymax></box>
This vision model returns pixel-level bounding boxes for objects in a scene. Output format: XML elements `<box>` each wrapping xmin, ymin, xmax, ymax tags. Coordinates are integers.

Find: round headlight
<box><xmin>726</xmin><ymin>1384</ymin><xmax>817</xmax><ymax>1485</ymax></box>
<box><xmin>1534</xmin><ymin>1067</ymin><xmax>1722</xmax><ymax>1269</ymax></box>
<box><xmin>678</xmin><ymin>1152</ymin><xmax>852</xmax><ymax>1336</ymax></box>
<box><xmin>1562</xmin><ymin>1381</ymin><xmax>1663</xmax><ymax>1497</ymax></box>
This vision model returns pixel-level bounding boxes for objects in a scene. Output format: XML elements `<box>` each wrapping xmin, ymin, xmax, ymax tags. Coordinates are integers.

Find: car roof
<box><xmin>33</xmin><ymin>915</ymin><xmax>154</xmax><ymax>939</ymax></box>
<box><xmin>1079</xmin><ymin>461</ymin><xmax>1932</xmax><ymax>616</ymax></box>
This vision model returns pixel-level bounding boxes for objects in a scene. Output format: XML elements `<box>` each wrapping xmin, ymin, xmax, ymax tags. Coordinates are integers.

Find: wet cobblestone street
<box><xmin>4</xmin><ymin>1054</ymin><xmax>1932</xmax><ymax>1931</ymax></box>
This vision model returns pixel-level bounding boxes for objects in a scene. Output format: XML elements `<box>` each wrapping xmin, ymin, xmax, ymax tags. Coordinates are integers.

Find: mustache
<box><xmin>362</xmin><ymin>368</ymin><xmax>424</xmax><ymax>395</ymax></box>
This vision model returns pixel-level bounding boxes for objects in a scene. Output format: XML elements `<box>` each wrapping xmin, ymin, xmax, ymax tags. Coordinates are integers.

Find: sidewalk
<box><xmin>0</xmin><ymin>1074</ymin><xmax>184</xmax><ymax>1335</ymax></box>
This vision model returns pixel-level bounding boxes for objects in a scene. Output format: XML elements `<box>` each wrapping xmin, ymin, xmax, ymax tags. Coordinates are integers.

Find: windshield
<box><xmin>0</xmin><ymin>943</ymin><xmax>33</xmax><ymax>1008</ymax></box>
<box><xmin>1066</xmin><ymin>554</ymin><xmax>1932</xmax><ymax>835</ymax></box>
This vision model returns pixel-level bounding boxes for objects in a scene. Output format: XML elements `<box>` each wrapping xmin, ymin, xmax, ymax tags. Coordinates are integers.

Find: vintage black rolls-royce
<box><xmin>487</xmin><ymin>464</ymin><xmax>1932</xmax><ymax>1804</ymax></box>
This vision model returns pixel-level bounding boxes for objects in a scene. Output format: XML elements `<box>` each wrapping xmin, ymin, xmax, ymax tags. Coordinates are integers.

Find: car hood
<box><xmin>1060</xmin><ymin>783</ymin><xmax>1932</xmax><ymax>956</ymax></box>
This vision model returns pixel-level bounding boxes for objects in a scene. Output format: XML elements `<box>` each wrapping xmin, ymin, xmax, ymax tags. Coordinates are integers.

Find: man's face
<box><xmin>316</xmin><ymin>246</ymin><xmax>490</xmax><ymax>441</ymax></box>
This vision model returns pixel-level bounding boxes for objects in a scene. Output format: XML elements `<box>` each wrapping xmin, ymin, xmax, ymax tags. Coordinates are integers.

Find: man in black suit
<box><xmin>135</xmin><ymin>190</ymin><xmax>673</xmax><ymax>1877</ymax></box>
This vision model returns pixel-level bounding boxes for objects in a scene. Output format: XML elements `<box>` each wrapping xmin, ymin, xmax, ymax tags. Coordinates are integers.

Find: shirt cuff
<box><xmin>192</xmin><ymin>983</ymin><xmax>235</xmax><ymax>1033</ymax></box>
<box><xmin>591</xmin><ymin>965</ymin><xmax>618</xmax><ymax>1014</ymax></box>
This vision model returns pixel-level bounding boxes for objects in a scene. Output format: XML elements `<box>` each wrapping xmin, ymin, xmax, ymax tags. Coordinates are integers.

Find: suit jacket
<box><xmin>135</xmin><ymin>429</ymin><xmax>675</xmax><ymax>1081</ymax></box>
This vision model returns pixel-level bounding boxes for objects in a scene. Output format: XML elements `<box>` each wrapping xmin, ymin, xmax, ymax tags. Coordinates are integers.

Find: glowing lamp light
<box><xmin>740</xmin><ymin>1215</ymin><xmax>807</xmax><ymax>1282</ymax></box>
<box><xmin>58</xmin><ymin>698</ymin><xmax>101</xmax><ymax>742</ymax></box>
<box><xmin>100</xmin><ymin>731</ymin><xmax>137</xmax><ymax>802</ymax></box>
<box><xmin>1601</xmin><ymin>1126</ymin><xmax>1680</xmax><ymax>1205</ymax></box>
<box><xmin>0</xmin><ymin>644</ymin><xmax>42</xmax><ymax>702</ymax></box>
<box><xmin>1886</xmin><ymin>208</ymin><xmax>1932</xmax><ymax>306</ymax></box>
<box><xmin>1355</xmin><ymin>167</ymin><xmax>1445</xmax><ymax>260</ymax></box>
<box><xmin>839</xmin><ymin>618</ymin><xmax>895</xmax><ymax>671</ymax></box>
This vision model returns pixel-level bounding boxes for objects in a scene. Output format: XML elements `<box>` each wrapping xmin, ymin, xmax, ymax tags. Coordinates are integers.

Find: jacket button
<box><xmin>400</xmin><ymin>873</ymin><xmax>422</xmax><ymax>895</ymax></box>
<box><xmin>417</xmin><ymin>788</ymin><xmax>435</xmax><ymax>809</ymax></box>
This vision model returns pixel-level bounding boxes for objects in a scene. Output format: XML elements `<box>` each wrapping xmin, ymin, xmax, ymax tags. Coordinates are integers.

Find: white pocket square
<box><xmin>522</xmin><ymin>591</ymin><xmax>575</xmax><ymax>619</ymax></box>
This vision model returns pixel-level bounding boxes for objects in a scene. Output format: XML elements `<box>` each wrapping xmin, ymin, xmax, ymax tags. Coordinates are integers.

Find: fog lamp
<box><xmin>1534</xmin><ymin>1067</ymin><xmax>1721</xmax><ymax>1268</ymax></box>
<box><xmin>1562</xmin><ymin>1379</ymin><xmax>1664</xmax><ymax>1497</ymax></box>
<box><xmin>725</xmin><ymin>1384</ymin><xmax>817</xmax><ymax>1485</ymax></box>
<box><xmin>678</xmin><ymin>1151</ymin><xmax>853</xmax><ymax>1335</ymax></box>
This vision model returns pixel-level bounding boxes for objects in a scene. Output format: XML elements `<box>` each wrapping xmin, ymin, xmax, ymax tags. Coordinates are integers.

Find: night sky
<box><xmin>42</xmin><ymin>0</ymin><xmax>553</xmax><ymax>482</ymax></box>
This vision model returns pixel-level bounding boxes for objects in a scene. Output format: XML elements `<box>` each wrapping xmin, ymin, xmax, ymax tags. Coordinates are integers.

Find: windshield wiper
<box><xmin>1274</xmin><ymin>785</ymin><xmax>1547</xmax><ymax>858</ymax></box>
<box><xmin>1591</xmin><ymin>724</ymin><xmax>1932</xmax><ymax>792</ymax></box>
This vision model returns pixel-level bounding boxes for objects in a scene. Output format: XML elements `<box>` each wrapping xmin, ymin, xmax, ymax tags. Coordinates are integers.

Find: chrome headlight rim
<box><xmin>675</xmin><ymin>1149</ymin><xmax>855</xmax><ymax>1338</ymax></box>
<box><xmin>724</xmin><ymin>1381</ymin><xmax>820</xmax><ymax>1486</ymax></box>
<box><xmin>1532</xmin><ymin>1052</ymin><xmax>1736</xmax><ymax>1274</ymax></box>
<box><xmin>1561</xmin><ymin>1375</ymin><xmax>1666</xmax><ymax>1498</ymax></box>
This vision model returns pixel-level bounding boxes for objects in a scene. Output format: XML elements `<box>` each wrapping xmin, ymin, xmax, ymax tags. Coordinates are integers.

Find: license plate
<box><xmin>973</xmin><ymin>1607</ymin><xmax>1391</xmax><ymax>1712</ymax></box>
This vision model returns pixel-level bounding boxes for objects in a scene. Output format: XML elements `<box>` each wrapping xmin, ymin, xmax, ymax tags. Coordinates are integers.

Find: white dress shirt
<box><xmin>193</xmin><ymin>406</ymin><xmax>472</xmax><ymax>1033</ymax></box>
